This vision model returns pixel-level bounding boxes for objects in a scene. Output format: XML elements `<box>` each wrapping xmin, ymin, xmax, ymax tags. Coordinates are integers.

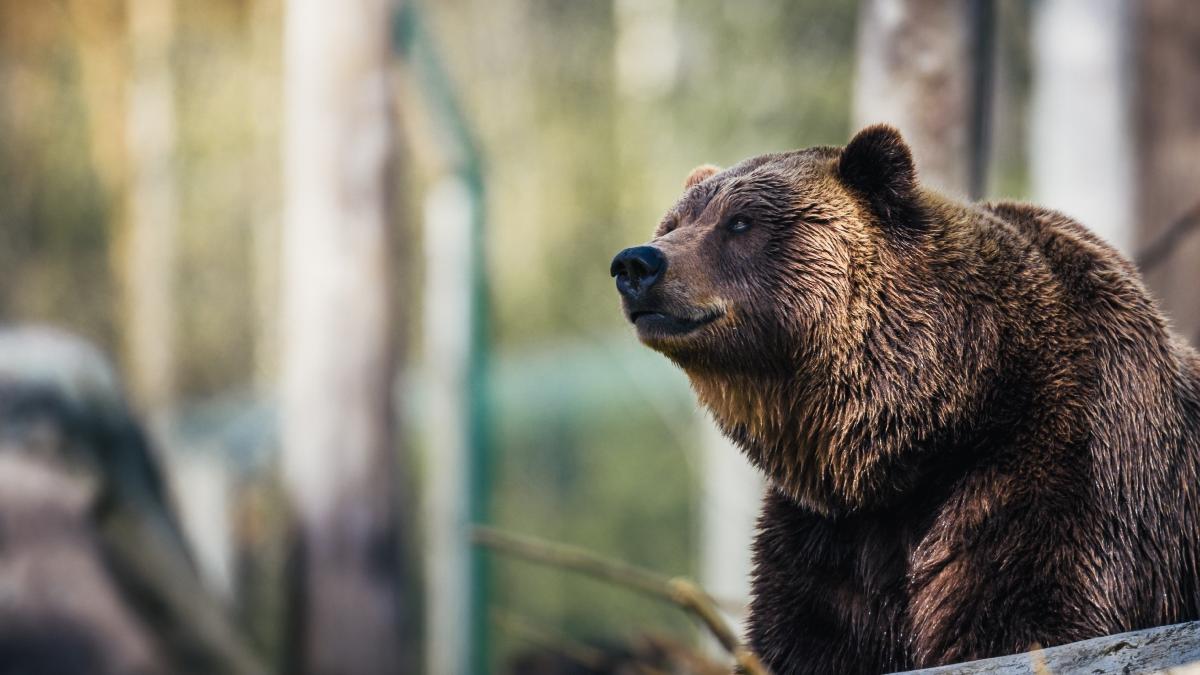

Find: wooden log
<box><xmin>897</xmin><ymin>621</ymin><xmax>1200</xmax><ymax>674</ymax></box>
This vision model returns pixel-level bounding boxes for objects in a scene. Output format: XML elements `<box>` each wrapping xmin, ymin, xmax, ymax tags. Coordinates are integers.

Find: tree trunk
<box><xmin>122</xmin><ymin>0</ymin><xmax>179</xmax><ymax>422</ymax></box>
<box><xmin>280</xmin><ymin>0</ymin><xmax>410</xmax><ymax>672</ymax></box>
<box><xmin>852</xmin><ymin>0</ymin><xmax>991</xmax><ymax>197</ymax></box>
<box><xmin>250</xmin><ymin>0</ymin><xmax>284</xmax><ymax>392</ymax></box>
<box><xmin>1134</xmin><ymin>0</ymin><xmax>1200</xmax><ymax>344</ymax></box>
<box><xmin>1030</xmin><ymin>0</ymin><xmax>1134</xmax><ymax>254</ymax></box>
<box><xmin>698</xmin><ymin>417</ymin><xmax>759</xmax><ymax>639</ymax></box>
<box><xmin>421</xmin><ymin>176</ymin><xmax>474</xmax><ymax>675</ymax></box>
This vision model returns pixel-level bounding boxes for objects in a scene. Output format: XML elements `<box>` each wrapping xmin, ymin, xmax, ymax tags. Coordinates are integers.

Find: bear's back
<box><xmin>984</xmin><ymin>200</ymin><xmax>1200</xmax><ymax>627</ymax></box>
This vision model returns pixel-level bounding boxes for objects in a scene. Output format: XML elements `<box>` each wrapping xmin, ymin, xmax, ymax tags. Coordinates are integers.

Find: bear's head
<box><xmin>612</xmin><ymin>125</ymin><xmax>998</xmax><ymax>514</ymax></box>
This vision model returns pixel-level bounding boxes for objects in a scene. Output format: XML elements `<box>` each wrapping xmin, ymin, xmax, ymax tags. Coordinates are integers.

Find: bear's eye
<box><xmin>727</xmin><ymin>215</ymin><xmax>752</xmax><ymax>234</ymax></box>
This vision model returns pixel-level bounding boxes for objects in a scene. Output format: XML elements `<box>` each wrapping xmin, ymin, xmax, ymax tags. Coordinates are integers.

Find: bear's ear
<box><xmin>684</xmin><ymin>164</ymin><xmax>721</xmax><ymax>189</ymax></box>
<box><xmin>837</xmin><ymin>124</ymin><xmax>922</xmax><ymax>227</ymax></box>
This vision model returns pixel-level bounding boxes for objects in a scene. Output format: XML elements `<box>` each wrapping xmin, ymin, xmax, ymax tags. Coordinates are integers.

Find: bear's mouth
<box><xmin>630</xmin><ymin>307</ymin><xmax>724</xmax><ymax>338</ymax></box>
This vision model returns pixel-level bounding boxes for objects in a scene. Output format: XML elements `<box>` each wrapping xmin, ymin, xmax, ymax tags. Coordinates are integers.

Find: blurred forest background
<box><xmin>0</xmin><ymin>0</ymin><xmax>1198</xmax><ymax>673</ymax></box>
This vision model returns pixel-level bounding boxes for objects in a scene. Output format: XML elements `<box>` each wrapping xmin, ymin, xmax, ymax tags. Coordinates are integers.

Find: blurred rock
<box><xmin>0</xmin><ymin>325</ymin><xmax>263</xmax><ymax>675</ymax></box>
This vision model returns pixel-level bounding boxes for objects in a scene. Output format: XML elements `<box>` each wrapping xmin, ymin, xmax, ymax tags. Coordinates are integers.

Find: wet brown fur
<box><xmin>616</xmin><ymin>126</ymin><xmax>1200</xmax><ymax>673</ymax></box>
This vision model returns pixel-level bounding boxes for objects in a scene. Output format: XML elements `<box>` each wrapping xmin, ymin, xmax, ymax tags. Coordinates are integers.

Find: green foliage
<box><xmin>0</xmin><ymin>20</ymin><xmax>113</xmax><ymax>346</ymax></box>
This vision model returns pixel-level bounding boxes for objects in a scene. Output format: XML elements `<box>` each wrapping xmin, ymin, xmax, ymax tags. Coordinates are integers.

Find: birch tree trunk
<box><xmin>1134</xmin><ymin>0</ymin><xmax>1200</xmax><ymax>344</ymax></box>
<box><xmin>421</xmin><ymin>177</ymin><xmax>473</xmax><ymax>675</ymax></box>
<box><xmin>281</xmin><ymin>0</ymin><xmax>410</xmax><ymax>672</ymax></box>
<box><xmin>853</xmin><ymin>0</ymin><xmax>992</xmax><ymax>197</ymax></box>
<box><xmin>123</xmin><ymin>0</ymin><xmax>179</xmax><ymax>422</ymax></box>
<box><xmin>1030</xmin><ymin>0</ymin><xmax>1133</xmax><ymax>254</ymax></box>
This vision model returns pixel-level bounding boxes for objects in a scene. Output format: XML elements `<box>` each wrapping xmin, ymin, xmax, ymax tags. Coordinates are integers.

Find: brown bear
<box><xmin>610</xmin><ymin>125</ymin><xmax>1200</xmax><ymax>674</ymax></box>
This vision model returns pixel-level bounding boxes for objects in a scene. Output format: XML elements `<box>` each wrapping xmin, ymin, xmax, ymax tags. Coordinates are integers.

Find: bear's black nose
<box><xmin>610</xmin><ymin>246</ymin><xmax>666</xmax><ymax>300</ymax></box>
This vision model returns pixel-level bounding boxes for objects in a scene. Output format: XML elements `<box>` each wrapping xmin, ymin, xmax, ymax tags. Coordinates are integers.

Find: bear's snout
<box><xmin>610</xmin><ymin>245</ymin><xmax>666</xmax><ymax>301</ymax></box>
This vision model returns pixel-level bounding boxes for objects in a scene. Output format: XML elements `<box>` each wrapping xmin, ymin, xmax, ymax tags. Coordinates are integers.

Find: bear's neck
<box><xmin>690</xmin><ymin>354</ymin><xmax>1016</xmax><ymax>516</ymax></box>
<box><xmin>687</xmin><ymin>306</ymin><xmax>1023</xmax><ymax>516</ymax></box>
<box><xmin>688</xmin><ymin>368</ymin><xmax>919</xmax><ymax>515</ymax></box>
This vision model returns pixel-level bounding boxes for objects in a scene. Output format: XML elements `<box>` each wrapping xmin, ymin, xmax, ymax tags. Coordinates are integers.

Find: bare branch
<box><xmin>1136</xmin><ymin>201</ymin><xmax>1200</xmax><ymax>272</ymax></box>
